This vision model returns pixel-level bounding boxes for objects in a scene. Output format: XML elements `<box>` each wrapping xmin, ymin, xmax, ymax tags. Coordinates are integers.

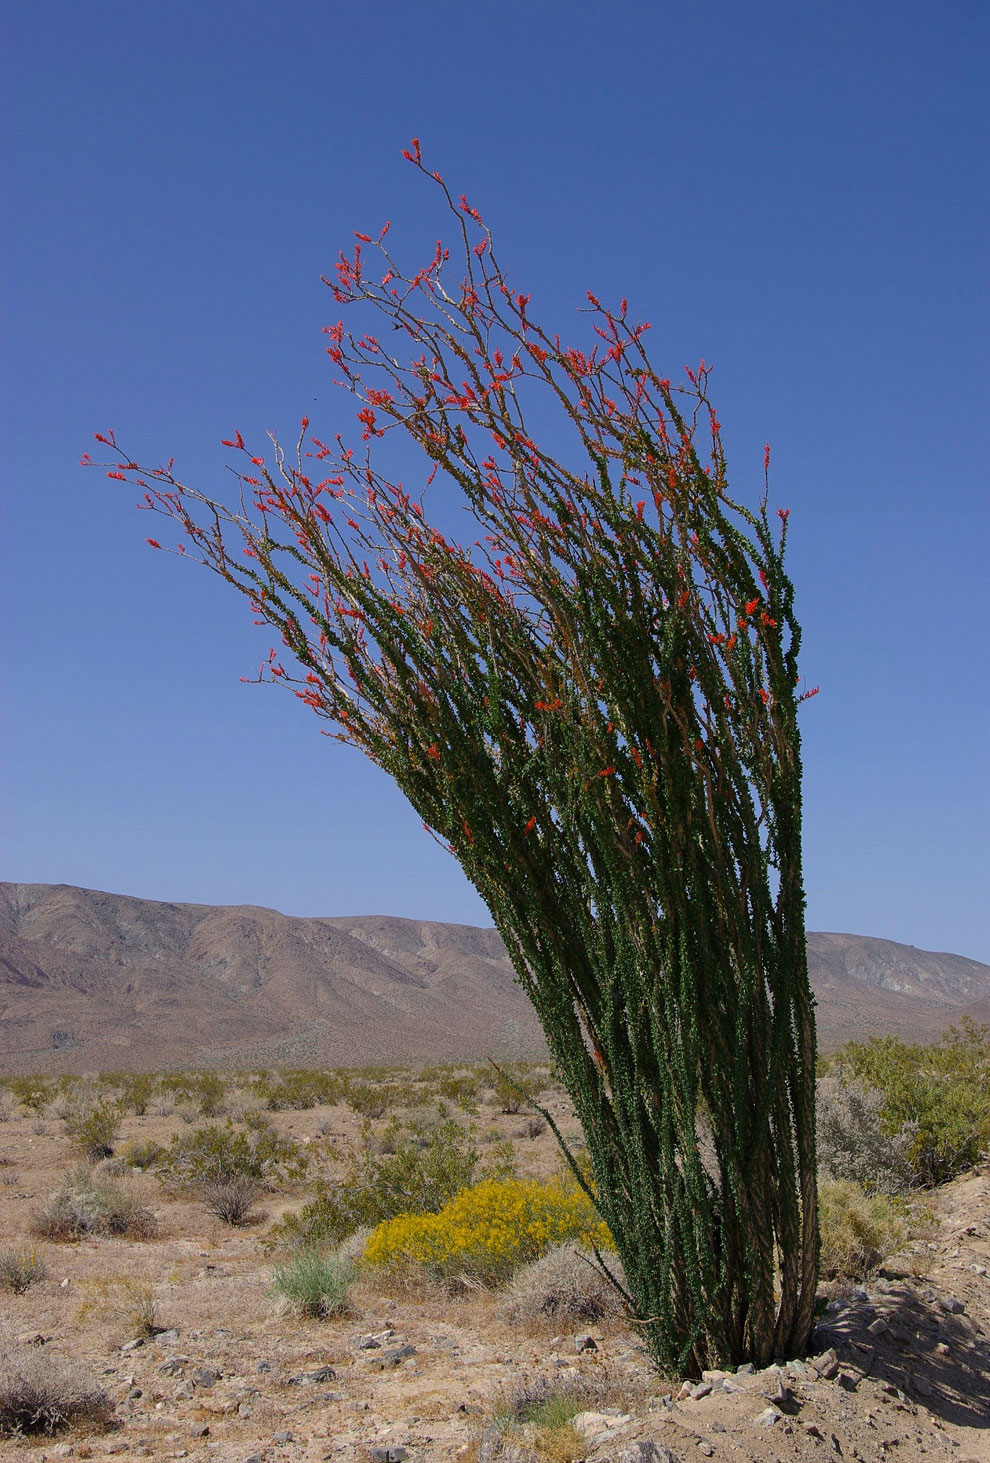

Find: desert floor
<box><xmin>1</xmin><ymin>1080</ymin><xmax>988</xmax><ymax>1463</ymax></box>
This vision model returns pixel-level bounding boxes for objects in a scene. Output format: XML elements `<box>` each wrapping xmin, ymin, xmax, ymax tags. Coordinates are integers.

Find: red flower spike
<box><xmin>145</xmin><ymin>539</ymin><xmax>161</xmax><ymax>549</ymax></box>
<box><xmin>745</xmin><ymin>597</ymin><xmax>760</xmax><ymax>615</ymax></box>
<box><xmin>106</xmin><ymin>470</ymin><xmax>127</xmax><ymax>480</ymax></box>
<box><xmin>427</xmin><ymin>744</ymin><xmax>440</xmax><ymax>759</ymax></box>
<box><xmin>524</xmin><ymin>817</ymin><xmax>537</xmax><ymax>835</ymax></box>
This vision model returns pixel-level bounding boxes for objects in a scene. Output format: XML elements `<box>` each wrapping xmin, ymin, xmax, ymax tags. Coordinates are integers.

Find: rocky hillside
<box><xmin>1</xmin><ymin>883</ymin><xmax>988</xmax><ymax>1073</ymax></box>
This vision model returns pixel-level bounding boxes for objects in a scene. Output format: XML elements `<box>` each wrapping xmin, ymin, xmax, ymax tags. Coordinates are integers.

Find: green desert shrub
<box><xmin>156</xmin><ymin>1116</ymin><xmax>306</xmax><ymax>1194</ymax></box>
<box><xmin>829</xmin><ymin>1022</ymin><xmax>990</xmax><ymax>1187</ymax></box>
<box><xmin>31</xmin><ymin>1167</ymin><xmax>157</xmax><ymax>1242</ymax></box>
<box><xmin>273</xmin><ymin>1114</ymin><xmax>488</xmax><ymax>1250</ymax></box>
<box><xmin>251</xmin><ymin>1068</ymin><xmax>344</xmax><ymax>1110</ymax></box>
<box><xmin>119</xmin><ymin>1138</ymin><xmax>164</xmax><ymax>1171</ymax></box>
<box><xmin>269</xmin><ymin>1248</ymin><xmax>356</xmax><ymax>1317</ymax></box>
<box><xmin>66</xmin><ymin>1101</ymin><xmax>122</xmax><ymax>1161</ymax></box>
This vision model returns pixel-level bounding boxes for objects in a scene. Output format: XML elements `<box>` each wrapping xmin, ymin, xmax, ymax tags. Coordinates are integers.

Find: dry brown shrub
<box><xmin>496</xmin><ymin>1243</ymin><xmax>628</xmax><ymax>1328</ymax></box>
<box><xmin>0</xmin><ymin>1328</ymin><xmax>115</xmax><ymax>1436</ymax></box>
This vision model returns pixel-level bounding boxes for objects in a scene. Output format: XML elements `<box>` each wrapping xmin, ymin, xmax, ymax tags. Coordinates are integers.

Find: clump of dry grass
<box><xmin>496</xmin><ymin>1243</ymin><xmax>628</xmax><ymax>1328</ymax></box>
<box><xmin>0</xmin><ymin>1247</ymin><xmax>48</xmax><ymax>1294</ymax></box>
<box><xmin>0</xmin><ymin>1328</ymin><xmax>115</xmax><ymax>1436</ymax></box>
<box><xmin>30</xmin><ymin>1166</ymin><xmax>157</xmax><ymax>1242</ymax></box>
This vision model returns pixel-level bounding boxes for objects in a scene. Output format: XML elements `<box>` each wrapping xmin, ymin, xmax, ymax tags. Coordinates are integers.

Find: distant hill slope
<box><xmin>1</xmin><ymin>883</ymin><xmax>988</xmax><ymax>1074</ymax></box>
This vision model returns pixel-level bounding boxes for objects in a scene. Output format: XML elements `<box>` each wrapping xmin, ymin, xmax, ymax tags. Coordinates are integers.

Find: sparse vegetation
<box><xmin>272</xmin><ymin>1113</ymin><xmax>488</xmax><ymax>1249</ymax></box>
<box><xmin>156</xmin><ymin>1116</ymin><xmax>307</xmax><ymax>1194</ymax></box>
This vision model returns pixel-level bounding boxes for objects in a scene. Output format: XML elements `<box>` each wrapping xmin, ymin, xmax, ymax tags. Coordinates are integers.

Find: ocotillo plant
<box><xmin>90</xmin><ymin>142</ymin><xmax>820</xmax><ymax>1374</ymax></box>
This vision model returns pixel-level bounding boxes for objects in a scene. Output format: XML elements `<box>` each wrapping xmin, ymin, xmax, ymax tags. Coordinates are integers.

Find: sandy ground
<box><xmin>0</xmin><ymin>1085</ymin><xmax>988</xmax><ymax>1463</ymax></box>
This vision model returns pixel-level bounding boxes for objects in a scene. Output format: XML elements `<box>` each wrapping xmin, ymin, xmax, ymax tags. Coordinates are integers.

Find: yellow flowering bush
<box><xmin>361</xmin><ymin>1175</ymin><xmax>611</xmax><ymax>1284</ymax></box>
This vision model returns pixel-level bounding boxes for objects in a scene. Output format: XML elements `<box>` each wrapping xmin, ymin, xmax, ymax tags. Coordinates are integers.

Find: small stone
<box><xmin>711</xmin><ymin>1421</ymin><xmax>727</xmax><ymax>1432</ymax></box>
<box><xmin>174</xmin><ymin>1382</ymin><xmax>194</xmax><ymax>1401</ymax></box>
<box><xmin>155</xmin><ymin>1329</ymin><xmax>180</xmax><ymax>1346</ymax></box>
<box><xmin>575</xmin><ymin>1333</ymin><xmax>598</xmax><ymax>1352</ymax></box>
<box><xmin>127</xmin><ymin>1386</ymin><xmax>143</xmax><ymax>1399</ymax></box>
<box><xmin>838</xmin><ymin>1371</ymin><xmax>859</xmax><ymax>1392</ymax></box>
<box><xmin>379</xmin><ymin>1344</ymin><xmax>417</xmax><ymax>1368</ymax></box>
<box><xmin>911</xmin><ymin>1373</ymin><xmax>933</xmax><ymax>1398</ymax></box>
<box><xmin>241</xmin><ymin>1455</ymin><xmax>264</xmax><ymax>1463</ymax></box>
<box><xmin>237</xmin><ymin>1401</ymin><xmax>252</xmax><ymax>1417</ymax></box>
<box><xmin>803</xmin><ymin>1421</ymin><xmax>824</xmax><ymax>1439</ymax></box>
<box><xmin>735</xmin><ymin>1361</ymin><xmax>755</xmax><ymax>1376</ymax></box>
<box><xmin>193</xmin><ymin>1367</ymin><xmax>221</xmax><ymax>1389</ymax></box>
<box><xmin>297</xmin><ymin>1365</ymin><xmax>336</xmax><ymax>1384</ymax></box>
<box><xmin>367</xmin><ymin>1449</ymin><xmax>410</xmax><ymax>1463</ymax></box>
<box><xmin>689</xmin><ymin>1381</ymin><xmax>712</xmax><ymax>1399</ymax></box>
<box><xmin>810</xmin><ymin>1347</ymin><xmax>840</xmax><ymax>1380</ymax></box>
<box><xmin>698</xmin><ymin>1446</ymin><xmax>714</xmax><ymax>1457</ymax></box>
<box><xmin>272</xmin><ymin>1433</ymin><xmax>292</xmax><ymax>1446</ymax></box>
<box><xmin>47</xmin><ymin>1446</ymin><xmax>74</xmax><ymax>1459</ymax></box>
<box><xmin>940</xmin><ymin>1297</ymin><xmax>965</xmax><ymax>1315</ymax></box>
<box><xmin>190</xmin><ymin>1427</ymin><xmax>210</xmax><ymax>1439</ymax></box>
<box><xmin>120</xmin><ymin>1338</ymin><xmax>145</xmax><ymax>1353</ymax></box>
<box><xmin>676</xmin><ymin>1381</ymin><xmax>693</xmax><ymax>1401</ymax></box>
<box><xmin>618</xmin><ymin>1445</ymin><xmax>681</xmax><ymax>1463</ymax></box>
<box><xmin>935</xmin><ymin>1341</ymin><xmax>950</xmax><ymax>1356</ymax></box>
<box><xmin>868</xmin><ymin>1317</ymin><xmax>889</xmax><ymax>1336</ymax></box>
<box><xmin>755</xmin><ymin>1405</ymin><xmax>781</xmax><ymax>1426</ymax></box>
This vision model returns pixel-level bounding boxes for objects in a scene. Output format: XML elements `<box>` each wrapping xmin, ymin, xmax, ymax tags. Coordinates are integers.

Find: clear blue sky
<box><xmin>3</xmin><ymin>1</ymin><xmax>988</xmax><ymax>961</ymax></box>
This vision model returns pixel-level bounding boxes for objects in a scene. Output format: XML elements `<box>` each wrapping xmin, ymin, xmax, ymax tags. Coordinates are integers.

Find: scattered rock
<box><xmin>572</xmin><ymin>1410</ymin><xmax>632</xmax><ymax>1436</ymax></box>
<box><xmin>378</xmin><ymin>1344</ymin><xmax>416</xmax><ymax>1368</ymax></box>
<box><xmin>575</xmin><ymin>1333</ymin><xmax>598</xmax><ymax>1352</ymax></box>
<box><xmin>292</xmin><ymin>1365</ymin><xmax>337</xmax><ymax>1384</ymax></box>
<box><xmin>940</xmin><ymin>1297</ymin><xmax>965</xmax><ymax>1314</ymax></box>
<box><xmin>119</xmin><ymin>1338</ymin><xmax>144</xmax><ymax>1353</ymax></box>
<box><xmin>755</xmin><ymin>1405</ymin><xmax>782</xmax><ymax>1427</ymax></box>
<box><xmin>155</xmin><ymin>1329</ymin><xmax>180</xmax><ymax>1346</ymax></box>
<box><xmin>193</xmin><ymin>1366</ymin><xmax>221</xmax><ymax>1389</ymax></box>
<box><xmin>367</xmin><ymin>1449</ymin><xmax>410</xmax><ymax>1463</ymax></box>
<box><xmin>619</xmin><ymin>1445</ymin><xmax>682</xmax><ymax>1463</ymax></box>
<box><xmin>867</xmin><ymin>1316</ymin><xmax>889</xmax><ymax>1335</ymax></box>
<box><xmin>689</xmin><ymin>1380</ymin><xmax>712</xmax><ymax>1399</ymax></box>
<box><xmin>810</xmin><ymin>1347</ymin><xmax>841</xmax><ymax>1380</ymax></box>
<box><xmin>735</xmin><ymin>1361</ymin><xmax>755</xmax><ymax>1376</ymax></box>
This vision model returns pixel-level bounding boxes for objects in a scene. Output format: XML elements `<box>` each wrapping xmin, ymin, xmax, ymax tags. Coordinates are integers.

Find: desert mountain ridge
<box><xmin>1</xmin><ymin>882</ymin><xmax>988</xmax><ymax>1074</ymax></box>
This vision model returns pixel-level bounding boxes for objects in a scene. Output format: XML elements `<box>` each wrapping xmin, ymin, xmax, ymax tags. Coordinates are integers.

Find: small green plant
<box><xmin>0</xmin><ymin>1248</ymin><xmax>48</xmax><ymax>1294</ymax></box>
<box><xmin>119</xmin><ymin>1138</ymin><xmax>164</xmax><ymax>1170</ymax></box>
<box><xmin>490</xmin><ymin>1377</ymin><xmax>604</xmax><ymax>1462</ymax></box>
<box><xmin>66</xmin><ymin>1101</ymin><xmax>122</xmax><ymax>1161</ymax></box>
<box><xmin>269</xmin><ymin>1248</ymin><xmax>356</xmax><ymax>1318</ymax></box>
